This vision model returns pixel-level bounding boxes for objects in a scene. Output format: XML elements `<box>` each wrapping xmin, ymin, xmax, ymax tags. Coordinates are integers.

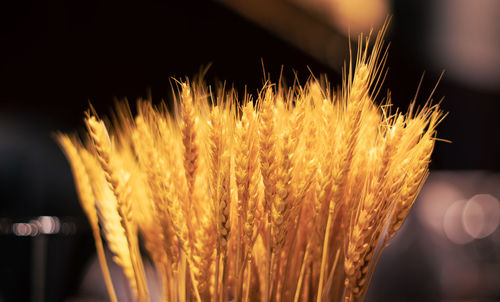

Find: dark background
<box><xmin>1</xmin><ymin>0</ymin><xmax>499</xmax><ymax>301</ymax></box>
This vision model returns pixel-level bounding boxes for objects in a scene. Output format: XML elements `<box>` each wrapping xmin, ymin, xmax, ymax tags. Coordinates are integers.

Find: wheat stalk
<box><xmin>57</xmin><ymin>135</ymin><xmax>119</xmax><ymax>302</ymax></box>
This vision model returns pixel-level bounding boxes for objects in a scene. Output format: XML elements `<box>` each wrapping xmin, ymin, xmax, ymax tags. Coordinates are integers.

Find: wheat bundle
<box><xmin>58</xmin><ymin>25</ymin><xmax>442</xmax><ymax>302</ymax></box>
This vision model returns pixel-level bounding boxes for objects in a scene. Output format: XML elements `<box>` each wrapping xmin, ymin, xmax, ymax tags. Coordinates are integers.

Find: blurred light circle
<box><xmin>328</xmin><ymin>0</ymin><xmax>389</xmax><ymax>37</ymax></box>
<box><xmin>38</xmin><ymin>216</ymin><xmax>60</xmax><ymax>234</ymax></box>
<box><xmin>13</xmin><ymin>223</ymin><xmax>32</xmax><ymax>236</ymax></box>
<box><xmin>290</xmin><ymin>0</ymin><xmax>389</xmax><ymax>37</ymax></box>
<box><xmin>430</xmin><ymin>0</ymin><xmax>500</xmax><ymax>89</ymax></box>
<box><xmin>443</xmin><ymin>200</ymin><xmax>474</xmax><ymax>244</ymax></box>
<box><xmin>463</xmin><ymin>194</ymin><xmax>500</xmax><ymax>239</ymax></box>
<box><xmin>418</xmin><ymin>181</ymin><xmax>464</xmax><ymax>237</ymax></box>
<box><xmin>29</xmin><ymin>223</ymin><xmax>39</xmax><ymax>236</ymax></box>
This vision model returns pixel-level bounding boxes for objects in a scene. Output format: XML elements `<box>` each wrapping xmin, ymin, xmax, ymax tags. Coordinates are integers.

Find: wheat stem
<box><xmin>57</xmin><ymin>136</ymin><xmax>119</xmax><ymax>302</ymax></box>
<box><xmin>294</xmin><ymin>242</ymin><xmax>311</xmax><ymax>302</ymax></box>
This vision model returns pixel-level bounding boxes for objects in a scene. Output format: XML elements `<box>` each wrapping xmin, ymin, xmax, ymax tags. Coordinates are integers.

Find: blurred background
<box><xmin>1</xmin><ymin>0</ymin><xmax>500</xmax><ymax>301</ymax></box>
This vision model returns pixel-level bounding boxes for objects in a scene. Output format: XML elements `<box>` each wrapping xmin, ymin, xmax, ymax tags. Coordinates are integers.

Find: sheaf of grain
<box><xmin>58</xmin><ymin>21</ymin><xmax>443</xmax><ymax>302</ymax></box>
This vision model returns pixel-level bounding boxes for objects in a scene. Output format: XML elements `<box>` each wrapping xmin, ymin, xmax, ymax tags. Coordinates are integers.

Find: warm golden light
<box><xmin>57</xmin><ymin>25</ymin><xmax>441</xmax><ymax>302</ymax></box>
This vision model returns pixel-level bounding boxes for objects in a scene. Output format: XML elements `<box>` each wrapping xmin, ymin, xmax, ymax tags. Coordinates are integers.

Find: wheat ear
<box><xmin>235</xmin><ymin>103</ymin><xmax>261</xmax><ymax>302</ymax></box>
<box><xmin>259</xmin><ymin>92</ymin><xmax>279</xmax><ymax>302</ymax></box>
<box><xmin>57</xmin><ymin>135</ymin><xmax>118</xmax><ymax>302</ymax></box>
<box><xmin>86</xmin><ymin>116</ymin><xmax>151</xmax><ymax>302</ymax></box>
